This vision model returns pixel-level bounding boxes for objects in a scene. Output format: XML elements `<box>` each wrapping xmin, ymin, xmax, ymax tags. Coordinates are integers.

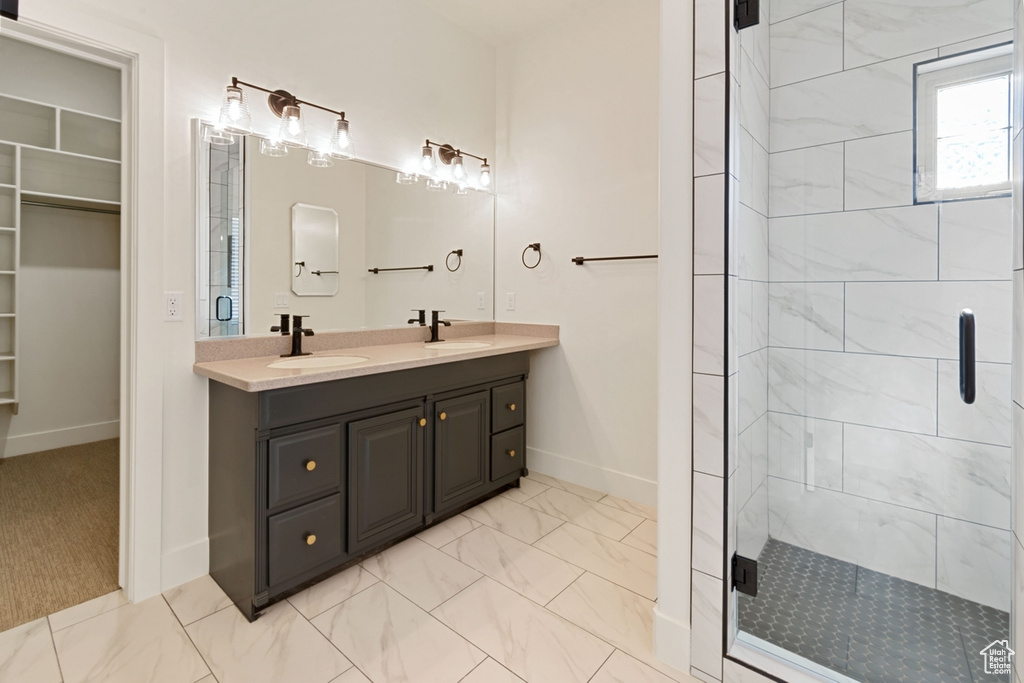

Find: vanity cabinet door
<box><xmin>434</xmin><ymin>390</ymin><xmax>489</xmax><ymax>514</ymax></box>
<box><xmin>348</xmin><ymin>406</ymin><xmax>425</xmax><ymax>555</ymax></box>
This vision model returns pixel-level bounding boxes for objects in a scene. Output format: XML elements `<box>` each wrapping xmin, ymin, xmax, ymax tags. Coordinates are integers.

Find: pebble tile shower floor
<box><xmin>738</xmin><ymin>539</ymin><xmax>1009</xmax><ymax>683</ymax></box>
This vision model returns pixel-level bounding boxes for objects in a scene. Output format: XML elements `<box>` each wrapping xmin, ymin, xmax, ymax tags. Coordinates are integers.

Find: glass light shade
<box><xmin>203</xmin><ymin>123</ymin><xmax>235</xmax><ymax>146</ymax></box>
<box><xmin>259</xmin><ymin>137</ymin><xmax>288</xmax><ymax>157</ymax></box>
<box><xmin>278</xmin><ymin>104</ymin><xmax>307</xmax><ymax>146</ymax></box>
<box><xmin>420</xmin><ymin>145</ymin><xmax>436</xmax><ymax>173</ymax></box>
<box><xmin>451</xmin><ymin>155</ymin><xmax>467</xmax><ymax>181</ymax></box>
<box><xmin>329</xmin><ymin>118</ymin><xmax>354</xmax><ymax>159</ymax></box>
<box><xmin>308</xmin><ymin>149</ymin><xmax>334</xmax><ymax>168</ymax></box>
<box><xmin>396</xmin><ymin>171</ymin><xmax>417</xmax><ymax>184</ymax></box>
<box><xmin>425</xmin><ymin>178</ymin><xmax>448</xmax><ymax>192</ymax></box>
<box><xmin>218</xmin><ymin>85</ymin><xmax>252</xmax><ymax>133</ymax></box>
<box><xmin>479</xmin><ymin>163</ymin><xmax>491</xmax><ymax>188</ymax></box>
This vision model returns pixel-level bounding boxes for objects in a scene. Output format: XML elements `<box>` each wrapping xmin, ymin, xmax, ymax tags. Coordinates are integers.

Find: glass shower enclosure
<box><xmin>726</xmin><ymin>0</ymin><xmax>1016</xmax><ymax>680</ymax></box>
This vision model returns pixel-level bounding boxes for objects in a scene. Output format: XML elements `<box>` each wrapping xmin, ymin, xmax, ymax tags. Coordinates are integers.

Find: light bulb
<box><xmin>479</xmin><ymin>163</ymin><xmax>491</xmax><ymax>188</ymax></box>
<box><xmin>278</xmin><ymin>104</ymin><xmax>307</xmax><ymax>146</ymax></box>
<box><xmin>452</xmin><ymin>155</ymin><xmax>467</xmax><ymax>181</ymax></box>
<box><xmin>329</xmin><ymin>118</ymin><xmax>353</xmax><ymax>159</ymax></box>
<box><xmin>421</xmin><ymin>145</ymin><xmax>435</xmax><ymax>173</ymax></box>
<box><xmin>218</xmin><ymin>85</ymin><xmax>251</xmax><ymax>133</ymax></box>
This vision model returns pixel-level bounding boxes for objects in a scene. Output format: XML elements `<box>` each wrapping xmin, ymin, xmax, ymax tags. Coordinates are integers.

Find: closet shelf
<box><xmin>0</xmin><ymin>91</ymin><xmax>120</xmax><ymax>124</ymax></box>
<box><xmin>21</xmin><ymin>191</ymin><xmax>120</xmax><ymax>213</ymax></box>
<box><xmin>0</xmin><ymin>183</ymin><xmax>13</xmax><ymax>190</ymax></box>
<box><xmin>18</xmin><ymin>143</ymin><xmax>121</xmax><ymax>166</ymax></box>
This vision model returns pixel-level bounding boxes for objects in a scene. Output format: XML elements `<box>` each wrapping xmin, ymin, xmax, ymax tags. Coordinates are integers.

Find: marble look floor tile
<box><xmin>48</xmin><ymin>589</ymin><xmax>128</xmax><ymax>632</ymax></box>
<box><xmin>312</xmin><ymin>583</ymin><xmax>484</xmax><ymax>683</ymax></box>
<box><xmin>621</xmin><ymin>519</ymin><xmax>657</xmax><ymax>556</ymax></box>
<box><xmin>591</xmin><ymin>650</ymin><xmax>686</xmax><ymax>683</ymax></box>
<box><xmin>361</xmin><ymin>536</ymin><xmax>481</xmax><ymax>611</ymax></box>
<box><xmin>534</xmin><ymin>524</ymin><xmax>657</xmax><ymax>600</ymax></box>
<box><xmin>194</xmin><ymin>676</ymin><xmax>216</xmax><ymax>683</ymax></box>
<box><xmin>287</xmin><ymin>565</ymin><xmax>379</xmax><ymax>619</ymax></box>
<box><xmin>162</xmin><ymin>575</ymin><xmax>233</xmax><ymax>626</ymax></box>
<box><xmin>0</xmin><ymin>617</ymin><xmax>61</xmax><ymax>683</ymax></box>
<box><xmin>460</xmin><ymin>658</ymin><xmax>526</xmax><ymax>683</ymax></box>
<box><xmin>463</xmin><ymin>495</ymin><xmax>564</xmax><ymax>544</ymax></box>
<box><xmin>432</xmin><ymin>577</ymin><xmax>613</xmax><ymax>683</ymax></box>
<box><xmin>441</xmin><ymin>525</ymin><xmax>583</xmax><ymax>605</ymax></box>
<box><xmin>546</xmin><ymin>572</ymin><xmax>680</xmax><ymax>678</ymax></box>
<box><xmin>187</xmin><ymin>600</ymin><xmax>349</xmax><ymax>683</ymax></box>
<box><xmin>54</xmin><ymin>595</ymin><xmax>209</xmax><ymax>683</ymax></box>
<box><xmin>330</xmin><ymin>668</ymin><xmax>371</xmax><ymax>683</ymax></box>
<box><xmin>416</xmin><ymin>514</ymin><xmax>481</xmax><ymax>548</ymax></box>
<box><xmin>499</xmin><ymin>477</ymin><xmax>550</xmax><ymax>504</ymax></box>
<box><xmin>526</xmin><ymin>472</ymin><xmax>605</xmax><ymax>501</ymax></box>
<box><xmin>524</xmin><ymin>487</ymin><xmax>644</xmax><ymax>540</ymax></box>
<box><xmin>598</xmin><ymin>494</ymin><xmax>657</xmax><ymax>521</ymax></box>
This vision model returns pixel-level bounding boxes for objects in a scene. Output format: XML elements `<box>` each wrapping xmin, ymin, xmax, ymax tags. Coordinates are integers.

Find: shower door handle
<box><xmin>959</xmin><ymin>309</ymin><xmax>976</xmax><ymax>405</ymax></box>
<box><xmin>216</xmin><ymin>296</ymin><xmax>233</xmax><ymax>322</ymax></box>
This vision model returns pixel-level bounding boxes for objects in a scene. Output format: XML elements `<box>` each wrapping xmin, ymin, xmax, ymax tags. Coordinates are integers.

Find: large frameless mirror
<box><xmin>194</xmin><ymin>122</ymin><xmax>496</xmax><ymax>338</ymax></box>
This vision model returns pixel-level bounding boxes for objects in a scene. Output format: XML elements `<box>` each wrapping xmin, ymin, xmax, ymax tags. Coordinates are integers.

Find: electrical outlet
<box><xmin>505</xmin><ymin>292</ymin><xmax>516</xmax><ymax>311</ymax></box>
<box><xmin>164</xmin><ymin>291</ymin><xmax>184</xmax><ymax>322</ymax></box>
<box><xmin>274</xmin><ymin>293</ymin><xmax>290</xmax><ymax>308</ymax></box>
<box><xmin>477</xmin><ymin>292</ymin><xmax>486</xmax><ymax>310</ymax></box>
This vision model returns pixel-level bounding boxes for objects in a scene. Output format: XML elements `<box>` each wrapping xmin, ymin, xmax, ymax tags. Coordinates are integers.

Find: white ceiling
<box><xmin>413</xmin><ymin>0</ymin><xmax>592</xmax><ymax>46</ymax></box>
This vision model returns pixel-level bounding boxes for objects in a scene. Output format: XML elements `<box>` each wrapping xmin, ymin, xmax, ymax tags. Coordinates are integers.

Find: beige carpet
<box><xmin>0</xmin><ymin>439</ymin><xmax>120</xmax><ymax>632</ymax></box>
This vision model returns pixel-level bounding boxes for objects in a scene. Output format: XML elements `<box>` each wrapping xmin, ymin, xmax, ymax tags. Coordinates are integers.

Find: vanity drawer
<box><xmin>268</xmin><ymin>493</ymin><xmax>343</xmax><ymax>586</ymax></box>
<box><xmin>491</xmin><ymin>427</ymin><xmax>524</xmax><ymax>481</ymax></box>
<box><xmin>492</xmin><ymin>382</ymin><xmax>524</xmax><ymax>433</ymax></box>
<box><xmin>267</xmin><ymin>424</ymin><xmax>342</xmax><ymax>510</ymax></box>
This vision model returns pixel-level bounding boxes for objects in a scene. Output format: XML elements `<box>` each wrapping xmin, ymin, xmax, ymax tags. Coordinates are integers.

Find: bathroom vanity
<box><xmin>195</xmin><ymin>326</ymin><xmax>556</xmax><ymax>620</ymax></box>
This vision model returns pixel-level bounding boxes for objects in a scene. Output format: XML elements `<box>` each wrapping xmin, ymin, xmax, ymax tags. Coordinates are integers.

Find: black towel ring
<box><xmin>446</xmin><ymin>249</ymin><xmax>463</xmax><ymax>272</ymax></box>
<box><xmin>522</xmin><ymin>243</ymin><xmax>541</xmax><ymax>269</ymax></box>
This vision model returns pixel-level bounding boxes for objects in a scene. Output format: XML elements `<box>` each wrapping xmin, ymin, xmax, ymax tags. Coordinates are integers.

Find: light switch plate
<box><xmin>505</xmin><ymin>292</ymin><xmax>516</xmax><ymax>311</ymax></box>
<box><xmin>274</xmin><ymin>293</ymin><xmax>290</xmax><ymax>308</ymax></box>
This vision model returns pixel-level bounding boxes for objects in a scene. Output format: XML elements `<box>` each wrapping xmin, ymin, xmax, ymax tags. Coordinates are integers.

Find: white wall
<box><xmin>21</xmin><ymin>0</ymin><xmax>497</xmax><ymax>591</ymax></box>
<box><xmin>494</xmin><ymin>0</ymin><xmax>661</xmax><ymax>505</ymax></box>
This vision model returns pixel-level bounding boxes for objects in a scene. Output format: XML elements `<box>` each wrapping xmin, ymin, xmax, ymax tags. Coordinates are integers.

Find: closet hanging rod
<box><xmin>21</xmin><ymin>200</ymin><xmax>121</xmax><ymax>216</ymax></box>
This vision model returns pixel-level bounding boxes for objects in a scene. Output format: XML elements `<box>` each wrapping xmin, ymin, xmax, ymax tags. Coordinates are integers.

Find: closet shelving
<box><xmin>0</xmin><ymin>91</ymin><xmax>121</xmax><ymax>406</ymax></box>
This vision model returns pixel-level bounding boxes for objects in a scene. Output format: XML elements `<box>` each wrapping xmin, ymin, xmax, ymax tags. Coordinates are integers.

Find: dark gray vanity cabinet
<box><xmin>208</xmin><ymin>352</ymin><xmax>530</xmax><ymax>621</ymax></box>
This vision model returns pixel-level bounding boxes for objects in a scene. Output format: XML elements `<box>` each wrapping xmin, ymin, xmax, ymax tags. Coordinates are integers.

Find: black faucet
<box><xmin>428</xmin><ymin>310</ymin><xmax>451</xmax><ymax>343</ymax></box>
<box><xmin>270</xmin><ymin>313</ymin><xmax>290</xmax><ymax>336</ymax></box>
<box><xmin>283</xmin><ymin>315</ymin><xmax>314</xmax><ymax>357</ymax></box>
<box><xmin>408</xmin><ymin>309</ymin><xmax>426</xmax><ymax>326</ymax></box>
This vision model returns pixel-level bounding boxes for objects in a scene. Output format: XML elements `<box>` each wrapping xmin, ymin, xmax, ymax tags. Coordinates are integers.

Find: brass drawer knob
<box><xmin>440</xmin><ymin>412</ymin><xmax>447</xmax><ymax>421</ymax></box>
<box><xmin>507</xmin><ymin>403</ymin><xmax>516</xmax><ymax>411</ymax></box>
<box><xmin>305</xmin><ymin>460</ymin><xmax>316</xmax><ymax>472</ymax></box>
<box><xmin>305</xmin><ymin>533</ymin><xmax>317</xmax><ymax>546</ymax></box>
<box><xmin>419</xmin><ymin>418</ymin><xmax>427</xmax><ymax>427</ymax></box>
<box><xmin>507</xmin><ymin>449</ymin><xmax>516</xmax><ymax>458</ymax></box>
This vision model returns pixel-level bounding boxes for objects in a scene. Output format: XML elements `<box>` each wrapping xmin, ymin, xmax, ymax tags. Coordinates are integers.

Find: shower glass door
<box><xmin>727</xmin><ymin>0</ymin><xmax>1015</xmax><ymax>680</ymax></box>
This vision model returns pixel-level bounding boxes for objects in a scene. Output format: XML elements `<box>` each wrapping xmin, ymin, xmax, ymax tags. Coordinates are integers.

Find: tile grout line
<box><xmin>44</xmin><ymin>616</ymin><xmax>67</xmax><ymax>683</ymax></box>
<box><xmin>161</xmin><ymin>593</ymin><xmax>217</xmax><ymax>683</ymax></box>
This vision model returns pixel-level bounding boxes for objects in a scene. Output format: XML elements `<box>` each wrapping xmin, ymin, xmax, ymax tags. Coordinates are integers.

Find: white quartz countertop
<box><xmin>193</xmin><ymin>332</ymin><xmax>559</xmax><ymax>392</ymax></box>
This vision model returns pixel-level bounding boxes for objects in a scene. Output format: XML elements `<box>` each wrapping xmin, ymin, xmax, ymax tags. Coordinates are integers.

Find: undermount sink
<box><xmin>268</xmin><ymin>355</ymin><xmax>369</xmax><ymax>369</ymax></box>
<box><xmin>425</xmin><ymin>340</ymin><xmax>494</xmax><ymax>350</ymax></box>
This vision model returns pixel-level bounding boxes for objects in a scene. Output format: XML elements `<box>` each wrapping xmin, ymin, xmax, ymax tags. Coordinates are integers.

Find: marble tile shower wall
<box><xmin>763</xmin><ymin>0</ymin><xmax>1015</xmax><ymax>614</ymax></box>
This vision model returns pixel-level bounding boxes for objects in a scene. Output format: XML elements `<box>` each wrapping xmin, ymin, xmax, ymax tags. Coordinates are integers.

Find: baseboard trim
<box><xmin>654</xmin><ymin>604</ymin><xmax>692</xmax><ymax>673</ymax></box>
<box><xmin>526</xmin><ymin>446</ymin><xmax>657</xmax><ymax>506</ymax></box>
<box><xmin>1</xmin><ymin>420</ymin><xmax>120</xmax><ymax>458</ymax></box>
<box><xmin>161</xmin><ymin>538</ymin><xmax>209</xmax><ymax>592</ymax></box>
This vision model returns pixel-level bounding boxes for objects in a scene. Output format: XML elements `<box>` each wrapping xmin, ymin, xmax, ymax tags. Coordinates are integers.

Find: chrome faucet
<box><xmin>428</xmin><ymin>310</ymin><xmax>451</xmax><ymax>343</ymax></box>
<box><xmin>283</xmin><ymin>315</ymin><xmax>314</xmax><ymax>357</ymax></box>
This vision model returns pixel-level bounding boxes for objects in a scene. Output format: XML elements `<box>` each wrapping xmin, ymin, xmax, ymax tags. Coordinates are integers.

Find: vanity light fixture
<box><xmin>210</xmin><ymin>77</ymin><xmax>354</xmax><ymax>167</ymax></box>
<box><xmin>420</xmin><ymin>144</ymin><xmax>436</xmax><ymax>173</ymax></box>
<box><xmin>426</xmin><ymin>178</ymin><xmax>448</xmax><ymax>192</ymax></box>
<box><xmin>421</xmin><ymin>140</ymin><xmax>491</xmax><ymax>191</ymax></box>
<box><xmin>396</xmin><ymin>171</ymin><xmax>417</xmax><ymax>185</ymax></box>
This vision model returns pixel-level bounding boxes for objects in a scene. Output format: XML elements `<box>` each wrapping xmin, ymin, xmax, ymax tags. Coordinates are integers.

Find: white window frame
<box><xmin>914</xmin><ymin>43</ymin><xmax>1012</xmax><ymax>203</ymax></box>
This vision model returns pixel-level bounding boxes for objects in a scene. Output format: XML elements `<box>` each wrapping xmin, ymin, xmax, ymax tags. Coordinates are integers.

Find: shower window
<box><xmin>915</xmin><ymin>44</ymin><xmax>1012</xmax><ymax>202</ymax></box>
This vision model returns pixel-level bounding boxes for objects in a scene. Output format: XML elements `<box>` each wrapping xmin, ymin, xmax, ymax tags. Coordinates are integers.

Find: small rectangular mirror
<box><xmin>291</xmin><ymin>203</ymin><xmax>339</xmax><ymax>296</ymax></box>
